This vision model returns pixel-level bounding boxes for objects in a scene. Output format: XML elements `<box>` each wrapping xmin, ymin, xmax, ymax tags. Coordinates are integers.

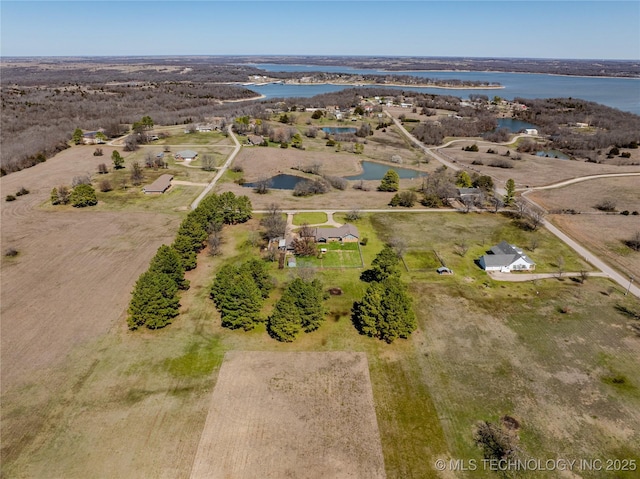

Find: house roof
<box><xmin>482</xmin><ymin>241</ymin><xmax>535</xmax><ymax>268</ymax></box>
<box><xmin>143</xmin><ymin>174</ymin><xmax>173</xmax><ymax>193</ymax></box>
<box><xmin>176</xmin><ymin>150</ymin><xmax>198</xmax><ymax>158</ymax></box>
<box><xmin>457</xmin><ymin>187</ymin><xmax>481</xmax><ymax>196</ymax></box>
<box><xmin>314</xmin><ymin>223</ymin><xmax>359</xmax><ymax>241</ymax></box>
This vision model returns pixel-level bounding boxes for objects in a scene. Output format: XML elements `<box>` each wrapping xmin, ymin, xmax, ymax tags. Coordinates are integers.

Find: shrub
<box><xmin>463</xmin><ymin>144</ymin><xmax>479</xmax><ymax>152</ymax></box>
<box><xmin>595</xmin><ymin>199</ymin><xmax>616</xmax><ymax>212</ymax></box>
<box><xmin>4</xmin><ymin>247</ymin><xmax>19</xmax><ymax>257</ymax></box>
<box><xmin>322</xmin><ymin>175</ymin><xmax>348</xmax><ymax>190</ymax></box>
<box><xmin>5</xmin><ymin>195</ymin><xmax>16</xmax><ymax>202</ymax></box>
<box><xmin>489</xmin><ymin>159</ymin><xmax>514</xmax><ymax>169</ymax></box>
<box><xmin>97</xmin><ymin>163</ymin><xmax>109</xmax><ymax>174</ymax></box>
<box><xmin>15</xmin><ymin>187</ymin><xmax>29</xmax><ymax>196</ymax></box>
<box><xmin>70</xmin><ymin>184</ymin><xmax>98</xmax><ymax>207</ymax></box>
<box><xmin>99</xmin><ymin>179</ymin><xmax>113</xmax><ymax>192</ymax></box>
<box><xmin>93</xmin><ymin>148</ymin><xmax>103</xmax><ymax>156</ymax></box>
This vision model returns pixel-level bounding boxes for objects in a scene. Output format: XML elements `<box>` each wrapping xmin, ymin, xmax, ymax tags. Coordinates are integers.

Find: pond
<box><xmin>322</xmin><ymin>127</ymin><xmax>357</xmax><ymax>135</ymax></box>
<box><xmin>243</xmin><ymin>174</ymin><xmax>305</xmax><ymax>190</ymax></box>
<box><xmin>344</xmin><ymin>161</ymin><xmax>426</xmax><ymax>181</ymax></box>
<box><xmin>536</xmin><ymin>150</ymin><xmax>570</xmax><ymax>160</ymax></box>
<box><xmin>496</xmin><ymin>118</ymin><xmax>539</xmax><ymax>133</ymax></box>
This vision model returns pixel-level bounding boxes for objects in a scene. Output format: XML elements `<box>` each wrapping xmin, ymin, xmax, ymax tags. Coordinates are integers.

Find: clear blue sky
<box><xmin>1</xmin><ymin>1</ymin><xmax>639</xmax><ymax>59</ymax></box>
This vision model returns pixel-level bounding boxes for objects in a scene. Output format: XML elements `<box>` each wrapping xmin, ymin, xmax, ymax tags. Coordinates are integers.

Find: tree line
<box><xmin>127</xmin><ymin>191</ymin><xmax>252</xmax><ymax>330</ymax></box>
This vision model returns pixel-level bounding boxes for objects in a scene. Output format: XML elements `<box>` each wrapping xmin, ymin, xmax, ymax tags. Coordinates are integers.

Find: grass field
<box><xmin>292</xmin><ymin>211</ymin><xmax>328</xmax><ymax>225</ymax></box>
<box><xmin>296</xmin><ymin>242</ymin><xmax>363</xmax><ymax>269</ymax></box>
<box><xmin>3</xmin><ymin>137</ymin><xmax>640</xmax><ymax>478</ymax></box>
<box><xmin>2</xmin><ymin>210</ymin><xmax>639</xmax><ymax>478</ymax></box>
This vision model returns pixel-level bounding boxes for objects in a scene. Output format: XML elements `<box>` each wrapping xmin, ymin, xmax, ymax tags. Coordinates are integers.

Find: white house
<box><xmin>524</xmin><ymin>128</ymin><xmax>539</xmax><ymax>135</ymax></box>
<box><xmin>479</xmin><ymin>241</ymin><xmax>536</xmax><ymax>273</ymax></box>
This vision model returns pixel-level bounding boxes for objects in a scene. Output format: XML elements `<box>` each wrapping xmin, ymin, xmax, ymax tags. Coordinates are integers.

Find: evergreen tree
<box><xmin>361</xmin><ymin>244</ymin><xmax>400</xmax><ymax>282</ymax></box>
<box><xmin>352</xmin><ymin>281</ymin><xmax>384</xmax><ymax>337</ymax></box>
<box><xmin>211</xmin><ymin>265</ymin><xmax>263</xmax><ymax>330</ymax></box>
<box><xmin>267</xmin><ymin>293</ymin><xmax>301</xmax><ymax>342</ymax></box>
<box><xmin>352</xmin><ymin>276</ymin><xmax>416</xmax><ymax>343</ymax></box>
<box><xmin>128</xmin><ymin>271</ymin><xmax>180</xmax><ymax>330</ymax></box>
<box><xmin>504</xmin><ymin>178</ymin><xmax>516</xmax><ymax>206</ymax></box>
<box><xmin>149</xmin><ymin>245</ymin><xmax>189</xmax><ymax>290</ymax></box>
<box><xmin>112</xmin><ymin>150</ymin><xmax>124</xmax><ymax>169</ymax></box>
<box><xmin>72</xmin><ymin>127</ymin><xmax>84</xmax><ymax>145</ymax></box>
<box><xmin>378</xmin><ymin>169</ymin><xmax>400</xmax><ymax>192</ymax></box>
<box><xmin>267</xmin><ymin>278</ymin><xmax>326</xmax><ymax>341</ymax></box>
<box><xmin>240</xmin><ymin>258</ymin><xmax>273</xmax><ymax>298</ymax></box>
<box><xmin>70</xmin><ymin>183</ymin><xmax>97</xmax><ymax>207</ymax></box>
<box><xmin>172</xmin><ymin>234</ymin><xmax>199</xmax><ymax>271</ymax></box>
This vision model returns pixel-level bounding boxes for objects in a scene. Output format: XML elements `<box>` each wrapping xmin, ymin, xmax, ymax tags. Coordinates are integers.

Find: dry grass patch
<box><xmin>190</xmin><ymin>351</ymin><xmax>385</xmax><ymax>479</ymax></box>
<box><xmin>439</xmin><ymin>145</ymin><xmax>640</xmax><ymax>188</ymax></box>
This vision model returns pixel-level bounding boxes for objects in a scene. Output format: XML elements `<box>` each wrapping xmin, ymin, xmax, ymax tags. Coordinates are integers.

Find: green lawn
<box><xmin>296</xmin><ymin>242</ymin><xmax>363</xmax><ymax>268</ymax></box>
<box><xmin>292</xmin><ymin>211</ymin><xmax>328</xmax><ymax>225</ymax></box>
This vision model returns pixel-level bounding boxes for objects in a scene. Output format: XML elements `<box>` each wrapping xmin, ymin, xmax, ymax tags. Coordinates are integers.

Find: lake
<box><xmin>322</xmin><ymin>127</ymin><xmax>357</xmax><ymax>134</ymax></box>
<box><xmin>344</xmin><ymin>161</ymin><xmax>425</xmax><ymax>181</ymax></box>
<box><xmin>244</xmin><ymin>174</ymin><xmax>305</xmax><ymax>190</ymax></box>
<box><xmin>247</xmin><ymin>64</ymin><xmax>640</xmax><ymax>115</ymax></box>
<box><xmin>496</xmin><ymin>118</ymin><xmax>538</xmax><ymax>132</ymax></box>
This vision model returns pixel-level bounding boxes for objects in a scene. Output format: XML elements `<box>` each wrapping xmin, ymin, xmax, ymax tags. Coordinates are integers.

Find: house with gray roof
<box><xmin>174</xmin><ymin>150</ymin><xmax>198</xmax><ymax>161</ymax></box>
<box><xmin>313</xmin><ymin>224</ymin><xmax>359</xmax><ymax>243</ymax></box>
<box><xmin>479</xmin><ymin>240</ymin><xmax>535</xmax><ymax>272</ymax></box>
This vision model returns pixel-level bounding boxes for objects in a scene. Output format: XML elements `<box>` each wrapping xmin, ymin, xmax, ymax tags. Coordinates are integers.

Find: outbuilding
<box><xmin>142</xmin><ymin>174</ymin><xmax>173</xmax><ymax>194</ymax></box>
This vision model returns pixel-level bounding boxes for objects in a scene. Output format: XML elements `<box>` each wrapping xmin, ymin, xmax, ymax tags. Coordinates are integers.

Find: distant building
<box><xmin>143</xmin><ymin>174</ymin><xmax>173</xmax><ymax>194</ymax></box>
<box><xmin>524</xmin><ymin>128</ymin><xmax>538</xmax><ymax>135</ymax></box>
<box><xmin>479</xmin><ymin>241</ymin><xmax>536</xmax><ymax>273</ymax></box>
<box><xmin>175</xmin><ymin>150</ymin><xmax>198</xmax><ymax>161</ymax></box>
<box><xmin>82</xmin><ymin>129</ymin><xmax>106</xmax><ymax>145</ymax></box>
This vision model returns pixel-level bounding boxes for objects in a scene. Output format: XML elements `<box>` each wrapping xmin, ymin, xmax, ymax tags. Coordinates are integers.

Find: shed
<box><xmin>142</xmin><ymin>174</ymin><xmax>173</xmax><ymax>194</ymax></box>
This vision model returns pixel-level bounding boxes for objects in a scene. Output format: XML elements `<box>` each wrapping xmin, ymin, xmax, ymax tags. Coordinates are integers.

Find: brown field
<box><xmin>190</xmin><ymin>351</ymin><xmax>385</xmax><ymax>479</ymax></box>
<box><xmin>529</xmin><ymin>177</ymin><xmax>640</xmax><ymax>278</ymax></box>
<box><xmin>216</xmin><ymin>126</ymin><xmax>438</xmax><ymax>210</ymax></box>
<box><xmin>439</xmin><ymin>142</ymin><xmax>640</xmax><ymax>188</ymax></box>
<box><xmin>1</xmin><ymin>146</ymin><xmax>183</xmax><ymax>466</ymax></box>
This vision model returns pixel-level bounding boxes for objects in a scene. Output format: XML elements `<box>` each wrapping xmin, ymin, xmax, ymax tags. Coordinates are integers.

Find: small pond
<box><xmin>243</xmin><ymin>174</ymin><xmax>305</xmax><ymax>190</ymax></box>
<box><xmin>322</xmin><ymin>127</ymin><xmax>357</xmax><ymax>135</ymax></box>
<box><xmin>496</xmin><ymin>118</ymin><xmax>539</xmax><ymax>133</ymax></box>
<box><xmin>344</xmin><ymin>161</ymin><xmax>426</xmax><ymax>181</ymax></box>
<box><xmin>536</xmin><ymin>150</ymin><xmax>570</xmax><ymax>160</ymax></box>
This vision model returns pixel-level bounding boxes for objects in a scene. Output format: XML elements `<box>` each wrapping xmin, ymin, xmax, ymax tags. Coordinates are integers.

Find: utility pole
<box><xmin>625</xmin><ymin>275</ymin><xmax>634</xmax><ymax>296</ymax></box>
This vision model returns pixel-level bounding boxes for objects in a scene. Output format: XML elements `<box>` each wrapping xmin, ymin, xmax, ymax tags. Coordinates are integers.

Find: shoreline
<box><xmin>235</xmin><ymin>81</ymin><xmax>504</xmax><ymax>90</ymax></box>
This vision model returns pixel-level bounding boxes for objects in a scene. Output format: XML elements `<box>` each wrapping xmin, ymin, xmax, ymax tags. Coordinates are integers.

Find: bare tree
<box><xmin>529</xmin><ymin>236</ymin><xmax>540</xmax><ymax>252</ymax></box>
<box><xmin>345</xmin><ymin>209</ymin><xmax>362</xmax><ymax>221</ymax></box>
<box><xmin>201</xmin><ymin>154</ymin><xmax>216</xmax><ymax>171</ymax></box>
<box><xmin>97</xmin><ymin>163</ymin><xmax>108</xmax><ymax>174</ymax></box>
<box><xmin>99</xmin><ymin>179</ymin><xmax>112</xmax><ymax>192</ymax></box>
<box><xmin>526</xmin><ymin>205</ymin><xmax>546</xmax><ymax>230</ymax></box>
<box><xmin>254</xmin><ymin>176</ymin><xmax>271</xmax><ymax>195</ymax></box>
<box><xmin>556</xmin><ymin>256</ymin><xmax>565</xmax><ymax>278</ymax></box>
<box><xmin>490</xmin><ymin>195</ymin><xmax>503</xmax><ymax>213</ymax></box>
<box><xmin>130</xmin><ymin>161</ymin><xmax>144</xmax><ymax>186</ymax></box>
<box><xmin>72</xmin><ymin>175</ymin><xmax>91</xmax><ymax>187</ymax></box>
<box><xmin>454</xmin><ymin>240</ymin><xmax>469</xmax><ymax>257</ymax></box>
<box><xmin>260</xmin><ymin>203</ymin><xmax>287</xmax><ymax>240</ymax></box>
<box><xmin>389</xmin><ymin>237</ymin><xmax>408</xmax><ymax>257</ymax></box>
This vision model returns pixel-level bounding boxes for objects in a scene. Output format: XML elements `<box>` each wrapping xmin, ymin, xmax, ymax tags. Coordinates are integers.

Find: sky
<box><xmin>1</xmin><ymin>1</ymin><xmax>639</xmax><ymax>59</ymax></box>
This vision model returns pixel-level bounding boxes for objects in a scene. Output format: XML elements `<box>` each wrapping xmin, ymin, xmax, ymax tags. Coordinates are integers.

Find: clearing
<box><xmin>190</xmin><ymin>351</ymin><xmax>385</xmax><ymax>479</ymax></box>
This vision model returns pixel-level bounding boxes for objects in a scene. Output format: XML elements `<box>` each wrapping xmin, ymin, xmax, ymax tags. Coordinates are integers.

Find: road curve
<box><xmin>190</xmin><ymin>125</ymin><xmax>241</xmax><ymax>210</ymax></box>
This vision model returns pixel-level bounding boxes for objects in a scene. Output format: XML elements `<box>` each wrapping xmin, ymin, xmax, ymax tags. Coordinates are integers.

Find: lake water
<box><xmin>244</xmin><ymin>174</ymin><xmax>305</xmax><ymax>190</ymax></box>
<box><xmin>247</xmin><ymin>64</ymin><xmax>640</xmax><ymax>115</ymax></box>
<box><xmin>322</xmin><ymin>127</ymin><xmax>357</xmax><ymax>134</ymax></box>
<box><xmin>344</xmin><ymin>161</ymin><xmax>425</xmax><ymax>181</ymax></box>
<box><xmin>495</xmin><ymin>118</ymin><xmax>538</xmax><ymax>132</ymax></box>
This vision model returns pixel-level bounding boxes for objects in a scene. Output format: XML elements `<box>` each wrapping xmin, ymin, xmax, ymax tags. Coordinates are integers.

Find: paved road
<box><xmin>190</xmin><ymin>125</ymin><xmax>241</xmax><ymax>210</ymax></box>
<box><xmin>488</xmin><ymin>271</ymin><xmax>607</xmax><ymax>282</ymax></box>
<box><xmin>524</xmin><ymin>172</ymin><xmax>640</xmax><ymax>191</ymax></box>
